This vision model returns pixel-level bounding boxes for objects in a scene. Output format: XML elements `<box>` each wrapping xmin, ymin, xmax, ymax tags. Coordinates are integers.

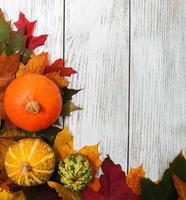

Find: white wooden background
<box><xmin>1</xmin><ymin>0</ymin><xmax>186</xmax><ymax>180</ymax></box>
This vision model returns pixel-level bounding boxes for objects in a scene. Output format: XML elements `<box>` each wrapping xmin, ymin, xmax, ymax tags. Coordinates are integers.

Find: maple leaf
<box><xmin>46</xmin><ymin>58</ymin><xmax>77</xmax><ymax>77</ymax></box>
<box><xmin>141</xmin><ymin>152</ymin><xmax>186</xmax><ymax>200</ymax></box>
<box><xmin>14</xmin><ymin>12</ymin><xmax>47</xmax><ymax>49</ymax></box>
<box><xmin>82</xmin><ymin>156</ymin><xmax>139</xmax><ymax>200</ymax></box>
<box><xmin>173</xmin><ymin>174</ymin><xmax>186</xmax><ymax>200</ymax></box>
<box><xmin>126</xmin><ymin>165</ymin><xmax>145</xmax><ymax>195</ymax></box>
<box><xmin>0</xmin><ymin>53</ymin><xmax>20</xmax><ymax>125</ymax></box>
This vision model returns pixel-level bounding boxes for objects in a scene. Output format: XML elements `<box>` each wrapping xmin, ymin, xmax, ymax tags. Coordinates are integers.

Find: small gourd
<box><xmin>4</xmin><ymin>73</ymin><xmax>62</xmax><ymax>131</ymax></box>
<box><xmin>58</xmin><ymin>155</ymin><xmax>93</xmax><ymax>191</ymax></box>
<box><xmin>5</xmin><ymin>138</ymin><xmax>55</xmax><ymax>186</ymax></box>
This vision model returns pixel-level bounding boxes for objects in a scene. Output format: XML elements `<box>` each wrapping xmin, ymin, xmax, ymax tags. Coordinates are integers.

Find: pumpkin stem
<box><xmin>21</xmin><ymin>162</ymin><xmax>32</xmax><ymax>173</ymax></box>
<box><xmin>26</xmin><ymin>101</ymin><xmax>40</xmax><ymax>114</ymax></box>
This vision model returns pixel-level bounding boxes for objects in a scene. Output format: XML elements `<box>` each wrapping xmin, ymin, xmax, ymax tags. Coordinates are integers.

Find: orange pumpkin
<box><xmin>5</xmin><ymin>138</ymin><xmax>55</xmax><ymax>186</ymax></box>
<box><xmin>4</xmin><ymin>73</ymin><xmax>62</xmax><ymax>131</ymax></box>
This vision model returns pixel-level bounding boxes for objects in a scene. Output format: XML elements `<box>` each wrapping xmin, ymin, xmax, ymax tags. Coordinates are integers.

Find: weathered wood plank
<box><xmin>65</xmin><ymin>0</ymin><xmax>129</xmax><ymax>169</ymax></box>
<box><xmin>0</xmin><ymin>0</ymin><xmax>64</xmax><ymax>60</ymax></box>
<box><xmin>130</xmin><ymin>0</ymin><xmax>186</xmax><ymax>179</ymax></box>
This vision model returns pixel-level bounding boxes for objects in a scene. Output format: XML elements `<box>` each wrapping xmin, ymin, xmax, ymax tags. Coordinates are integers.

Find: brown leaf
<box><xmin>46</xmin><ymin>72</ymin><xmax>68</xmax><ymax>88</ymax></box>
<box><xmin>0</xmin><ymin>53</ymin><xmax>20</xmax><ymax>122</ymax></box>
<box><xmin>173</xmin><ymin>174</ymin><xmax>186</xmax><ymax>200</ymax></box>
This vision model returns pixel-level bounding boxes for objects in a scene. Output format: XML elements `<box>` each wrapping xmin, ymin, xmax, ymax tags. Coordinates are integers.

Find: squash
<box><xmin>3</xmin><ymin>73</ymin><xmax>62</xmax><ymax>131</ymax></box>
<box><xmin>58</xmin><ymin>155</ymin><xmax>93</xmax><ymax>191</ymax></box>
<box><xmin>4</xmin><ymin>138</ymin><xmax>55</xmax><ymax>186</ymax></box>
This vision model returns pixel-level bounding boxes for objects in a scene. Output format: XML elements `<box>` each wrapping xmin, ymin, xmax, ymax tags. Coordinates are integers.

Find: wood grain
<box><xmin>129</xmin><ymin>0</ymin><xmax>186</xmax><ymax>179</ymax></box>
<box><xmin>0</xmin><ymin>0</ymin><xmax>64</xmax><ymax>61</ymax></box>
<box><xmin>65</xmin><ymin>0</ymin><xmax>129</xmax><ymax>169</ymax></box>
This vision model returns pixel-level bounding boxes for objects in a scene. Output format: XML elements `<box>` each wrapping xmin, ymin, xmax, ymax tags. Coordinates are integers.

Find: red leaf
<box><xmin>14</xmin><ymin>12</ymin><xmax>47</xmax><ymax>49</ymax></box>
<box><xmin>82</xmin><ymin>156</ymin><xmax>139</xmax><ymax>200</ymax></box>
<box><xmin>14</xmin><ymin>12</ymin><xmax>28</xmax><ymax>29</ymax></box>
<box><xmin>46</xmin><ymin>58</ymin><xmax>77</xmax><ymax>77</ymax></box>
<box><xmin>26</xmin><ymin>20</ymin><xmax>36</xmax><ymax>36</ymax></box>
<box><xmin>27</xmin><ymin>35</ymin><xmax>48</xmax><ymax>49</ymax></box>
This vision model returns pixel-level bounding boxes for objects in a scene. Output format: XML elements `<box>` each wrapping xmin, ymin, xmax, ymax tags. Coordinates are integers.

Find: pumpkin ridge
<box><xmin>4</xmin><ymin>161</ymin><xmax>19</xmax><ymax>168</ymax></box>
<box><xmin>8</xmin><ymin>170</ymin><xmax>19</xmax><ymax>177</ymax></box>
<box><xmin>32</xmin><ymin>153</ymin><xmax>54</xmax><ymax>166</ymax></box>
<box><xmin>28</xmin><ymin>139</ymin><xmax>40</xmax><ymax>161</ymax></box>
<box><xmin>33</xmin><ymin>169</ymin><xmax>54</xmax><ymax>174</ymax></box>
<box><xmin>19</xmin><ymin>141</ymin><xmax>24</xmax><ymax>162</ymax></box>
<box><xmin>29</xmin><ymin>172</ymin><xmax>42</xmax><ymax>184</ymax></box>
<box><xmin>8</xmin><ymin>148</ymin><xmax>20</xmax><ymax>163</ymax></box>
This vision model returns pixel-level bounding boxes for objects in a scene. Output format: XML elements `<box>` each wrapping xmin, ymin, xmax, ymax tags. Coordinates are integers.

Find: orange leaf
<box><xmin>89</xmin><ymin>178</ymin><xmax>101</xmax><ymax>192</ymax></box>
<box><xmin>46</xmin><ymin>72</ymin><xmax>68</xmax><ymax>88</ymax></box>
<box><xmin>126</xmin><ymin>165</ymin><xmax>145</xmax><ymax>195</ymax></box>
<box><xmin>78</xmin><ymin>144</ymin><xmax>101</xmax><ymax>173</ymax></box>
<box><xmin>53</xmin><ymin>126</ymin><xmax>75</xmax><ymax>160</ymax></box>
<box><xmin>16</xmin><ymin>52</ymin><xmax>48</xmax><ymax>77</ymax></box>
<box><xmin>173</xmin><ymin>174</ymin><xmax>186</xmax><ymax>200</ymax></box>
<box><xmin>0</xmin><ymin>53</ymin><xmax>20</xmax><ymax>122</ymax></box>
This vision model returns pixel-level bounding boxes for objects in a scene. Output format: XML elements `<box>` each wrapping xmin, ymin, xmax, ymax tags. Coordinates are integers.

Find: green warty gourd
<box><xmin>58</xmin><ymin>155</ymin><xmax>93</xmax><ymax>191</ymax></box>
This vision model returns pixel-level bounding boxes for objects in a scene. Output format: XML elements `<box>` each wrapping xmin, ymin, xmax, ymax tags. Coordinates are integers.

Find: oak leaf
<box><xmin>14</xmin><ymin>12</ymin><xmax>47</xmax><ymax>49</ymax></box>
<box><xmin>173</xmin><ymin>174</ymin><xmax>186</xmax><ymax>200</ymax></box>
<box><xmin>46</xmin><ymin>72</ymin><xmax>68</xmax><ymax>88</ymax></box>
<box><xmin>46</xmin><ymin>58</ymin><xmax>77</xmax><ymax>77</ymax></box>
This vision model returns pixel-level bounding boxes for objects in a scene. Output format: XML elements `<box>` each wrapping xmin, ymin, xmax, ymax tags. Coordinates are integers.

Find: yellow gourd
<box><xmin>4</xmin><ymin>138</ymin><xmax>55</xmax><ymax>186</ymax></box>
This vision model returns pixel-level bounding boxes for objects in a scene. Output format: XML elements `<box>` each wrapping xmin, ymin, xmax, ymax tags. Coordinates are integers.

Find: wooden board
<box><xmin>65</xmin><ymin>0</ymin><xmax>129</xmax><ymax>169</ymax></box>
<box><xmin>0</xmin><ymin>0</ymin><xmax>64</xmax><ymax>61</ymax></box>
<box><xmin>129</xmin><ymin>0</ymin><xmax>186</xmax><ymax>179</ymax></box>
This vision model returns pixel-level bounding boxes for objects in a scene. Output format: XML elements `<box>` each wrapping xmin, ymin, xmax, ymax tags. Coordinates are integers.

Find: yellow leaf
<box><xmin>53</xmin><ymin>127</ymin><xmax>75</xmax><ymax>160</ymax></box>
<box><xmin>48</xmin><ymin>181</ymin><xmax>82</xmax><ymax>200</ymax></box>
<box><xmin>78</xmin><ymin>144</ymin><xmax>101</xmax><ymax>173</ymax></box>
<box><xmin>0</xmin><ymin>189</ymin><xmax>25</xmax><ymax>200</ymax></box>
<box><xmin>173</xmin><ymin>174</ymin><xmax>186</xmax><ymax>200</ymax></box>
<box><xmin>126</xmin><ymin>165</ymin><xmax>145</xmax><ymax>195</ymax></box>
<box><xmin>16</xmin><ymin>52</ymin><xmax>48</xmax><ymax>77</ymax></box>
<box><xmin>46</xmin><ymin>72</ymin><xmax>68</xmax><ymax>88</ymax></box>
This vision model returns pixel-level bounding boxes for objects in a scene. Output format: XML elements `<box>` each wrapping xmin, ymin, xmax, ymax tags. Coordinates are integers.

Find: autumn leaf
<box><xmin>141</xmin><ymin>152</ymin><xmax>186</xmax><ymax>200</ymax></box>
<box><xmin>126</xmin><ymin>165</ymin><xmax>145</xmax><ymax>195</ymax></box>
<box><xmin>53</xmin><ymin>126</ymin><xmax>75</xmax><ymax>160</ymax></box>
<box><xmin>46</xmin><ymin>72</ymin><xmax>68</xmax><ymax>88</ymax></box>
<box><xmin>14</xmin><ymin>12</ymin><xmax>47</xmax><ymax>49</ymax></box>
<box><xmin>62</xmin><ymin>87</ymin><xmax>81</xmax><ymax>104</ymax></box>
<box><xmin>62</xmin><ymin>101</ymin><xmax>82</xmax><ymax>117</ymax></box>
<box><xmin>82</xmin><ymin>156</ymin><xmax>139</xmax><ymax>200</ymax></box>
<box><xmin>0</xmin><ymin>188</ymin><xmax>26</xmax><ymax>200</ymax></box>
<box><xmin>46</xmin><ymin>58</ymin><xmax>77</xmax><ymax>77</ymax></box>
<box><xmin>16</xmin><ymin>52</ymin><xmax>48</xmax><ymax>77</ymax></box>
<box><xmin>173</xmin><ymin>174</ymin><xmax>186</xmax><ymax>200</ymax></box>
<box><xmin>0</xmin><ymin>10</ymin><xmax>11</xmax><ymax>54</ymax></box>
<box><xmin>0</xmin><ymin>53</ymin><xmax>20</xmax><ymax>125</ymax></box>
<box><xmin>79</xmin><ymin>144</ymin><xmax>101</xmax><ymax>173</ymax></box>
<box><xmin>48</xmin><ymin>181</ymin><xmax>82</xmax><ymax>200</ymax></box>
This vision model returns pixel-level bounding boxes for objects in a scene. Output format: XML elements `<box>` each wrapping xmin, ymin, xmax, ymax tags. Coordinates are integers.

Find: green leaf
<box><xmin>37</xmin><ymin>126</ymin><xmax>61</xmax><ymax>146</ymax></box>
<box><xmin>159</xmin><ymin>151</ymin><xmax>186</xmax><ymax>200</ymax></box>
<box><xmin>21</xmin><ymin>48</ymin><xmax>33</xmax><ymax>64</ymax></box>
<box><xmin>141</xmin><ymin>178</ymin><xmax>166</xmax><ymax>200</ymax></box>
<box><xmin>62</xmin><ymin>100</ymin><xmax>82</xmax><ymax>117</ymax></box>
<box><xmin>0</xmin><ymin>10</ymin><xmax>11</xmax><ymax>53</ymax></box>
<box><xmin>62</xmin><ymin>87</ymin><xmax>81</xmax><ymax>104</ymax></box>
<box><xmin>6</xmin><ymin>30</ymin><xmax>26</xmax><ymax>55</ymax></box>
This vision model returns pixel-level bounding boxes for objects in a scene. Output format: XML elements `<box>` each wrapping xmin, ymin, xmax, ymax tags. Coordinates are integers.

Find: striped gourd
<box><xmin>4</xmin><ymin>138</ymin><xmax>55</xmax><ymax>186</ymax></box>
